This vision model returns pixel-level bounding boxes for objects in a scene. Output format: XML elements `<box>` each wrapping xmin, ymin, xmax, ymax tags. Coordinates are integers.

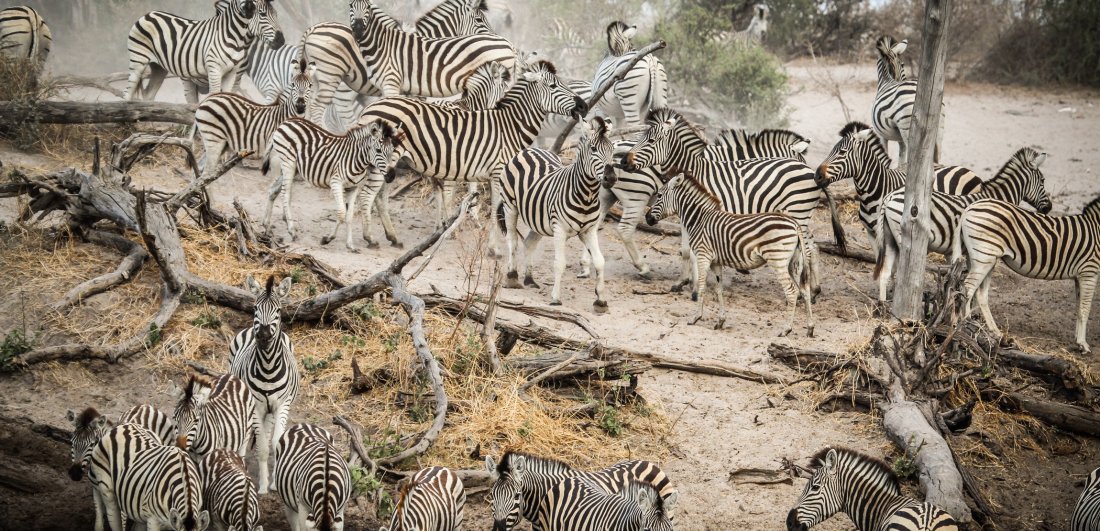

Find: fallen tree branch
<box><xmin>0</xmin><ymin>100</ymin><xmax>196</xmax><ymax>126</ymax></box>
<box><xmin>165</xmin><ymin>150</ymin><xmax>251</xmax><ymax>213</ymax></box>
<box><xmin>48</xmin><ymin>72</ymin><xmax>129</xmax><ymax>99</ymax></box>
<box><xmin>53</xmin><ymin>229</ymin><xmax>148</xmax><ymax>310</ymax></box>
<box><xmin>818</xmin><ymin>242</ymin><xmax>876</xmax><ymax>264</ymax></box>
<box><xmin>994</xmin><ymin>391</ymin><xmax>1100</xmax><ymax>436</ymax></box>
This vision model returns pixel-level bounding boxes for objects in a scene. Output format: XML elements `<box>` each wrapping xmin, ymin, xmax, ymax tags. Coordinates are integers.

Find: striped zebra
<box><xmin>1072</xmin><ymin>466</ymin><xmax>1100</xmax><ymax>531</ymax></box>
<box><xmin>871</xmin><ymin>35</ymin><xmax>942</xmax><ymax>167</ymax></box>
<box><xmin>815</xmin><ymin>122</ymin><xmax>983</xmax><ymax>254</ymax></box>
<box><xmin>359</xmin><ymin>60</ymin><xmax>586</xmax><ymax>242</ymax></box>
<box><xmin>590</xmin><ymin>21</ymin><xmax>668</xmax><ymax>127</ymax></box>
<box><xmin>647</xmin><ymin>174</ymin><xmax>814</xmax><ymax>335</ymax></box>
<box><xmin>954</xmin><ymin>196</ymin><xmax>1100</xmax><ymax>353</ymax></box>
<box><xmin>229</xmin><ymin>274</ymin><xmax>299</xmax><ymax>495</ymax></box>
<box><xmin>498</xmin><ymin>117</ymin><xmax>616</xmax><ymax>311</ymax></box>
<box><xmin>125</xmin><ymin>0</ymin><xmax>284</xmax><ymax>103</ymax></box>
<box><xmin>621</xmin><ymin>108</ymin><xmax>830</xmax><ymax>298</ymax></box>
<box><xmin>411</xmin><ymin>0</ymin><xmax>495</xmax><ymax>37</ymax></box>
<box><xmin>875</xmin><ymin>147</ymin><xmax>1052</xmax><ymax>302</ymax></box>
<box><xmin>0</xmin><ymin>6</ymin><xmax>50</xmax><ymax>67</ymax></box>
<box><xmin>381</xmin><ymin>466</ymin><xmax>466</xmax><ymax>531</ymax></box>
<box><xmin>119</xmin><ymin>404</ymin><xmax>177</xmax><ymax>446</ymax></box>
<box><xmin>196</xmin><ymin>57</ymin><xmax>314</xmax><ymax>176</ymax></box>
<box><xmin>606</xmin><ymin>127</ymin><xmax>816</xmax><ymax>278</ymax></box>
<box><xmin>716</xmin><ymin>3</ymin><xmax>769</xmax><ymax>45</ymax></box>
<box><xmin>262</xmin><ymin>118</ymin><xmax>401</xmax><ymax>250</ymax></box>
<box><xmin>171</xmin><ymin>373</ymin><xmax>257</xmax><ymax>459</ymax></box>
<box><xmin>535</xmin><ymin>478</ymin><xmax>674</xmax><ymax>531</ymax></box>
<box><xmin>88</xmin><ymin>424</ymin><xmax>210</xmax><ymax>531</ymax></box>
<box><xmin>198</xmin><ymin>449</ymin><xmax>262</xmax><ymax>531</ymax></box>
<box><xmin>67</xmin><ymin>407</ymin><xmax>112</xmax><ymax>482</ymax></box>
<box><xmin>485</xmin><ymin>451</ymin><xmax>676</xmax><ymax>531</ymax></box>
<box><xmin>787</xmin><ymin>447</ymin><xmax>958</xmax><ymax>530</ymax></box>
<box><xmin>272</xmin><ymin>424</ymin><xmax>351</xmax><ymax>531</ymax></box>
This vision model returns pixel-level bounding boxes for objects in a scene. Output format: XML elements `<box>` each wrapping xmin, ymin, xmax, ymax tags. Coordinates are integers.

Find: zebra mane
<box><xmin>497</xmin><ymin>450</ymin><xmax>575</xmax><ymax>475</ymax></box>
<box><xmin>392</xmin><ymin>477</ymin><xmax>416</xmax><ymax>522</ymax></box>
<box><xmin>838</xmin><ymin>121</ymin><xmax>871</xmax><ymax>138</ymax></box>
<box><xmin>875</xmin><ymin>36</ymin><xmax>905</xmax><ymax>80</ymax></box>
<box><xmin>679</xmin><ymin>173</ymin><xmax>721</xmax><ymax>206</ymax></box>
<box><xmin>755</xmin><ymin>128</ymin><xmax>810</xmax><ymax>145</ymax></box>
<box><xmin>811</xmin><ymin>447</ymin><xmax>900</xmax><ymax>490</ymax></box>
<box><xmin>183</xmin><ymin>374</ymin><xmax>212</xmax><ymax>402</ymax></box>
<box><xmin>74</xmin><ymin>407</ymin><xmax>102</xmax><ymax>428</ymax></box>
<box><xmin>645</xmin><ymin>108</ymin><xmax>708</xmax><ymax>145</ymax></box>
<box><xmin>626</xmin><ymin>478</ymin><xmax>671</xmax><ymax>517</ymax></box>
<box><xmin>1083</xmin><ymin>195</ymin><xmax>1100</xmax><ymax>215</ymax></box>
<box><xmin>528</xmin><ymin>59</ymin><xmax>557</xmax><ymax>75</ymax></box>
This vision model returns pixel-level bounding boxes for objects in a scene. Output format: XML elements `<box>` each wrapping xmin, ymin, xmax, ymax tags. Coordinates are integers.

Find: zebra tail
<box><xmin>261</xmin><ymin>144</ymin><xmax>273</xmax><ymax>176</ymax></box>
<box><xmin>950</xmin><ymin>216</ymin><xmax>964</xmax><ymax>264</ymax></box>
<box><xmin>821</xmin><ymin>186</ymin><xmax>847</xmax><ymax>254</ymax></box>
<box><xmin>793</xmin><ymin>226</ymin><xmax>811</xmax><ymax>292</ymax></box>
<box><xmin>873</xmin><ymin>211</ymin><xmax>892</xmax><ymax>281</ymax></box>
<box><xmin>495</xmin><ymin>202</ymin><xmax>507</xmax><ymax>234</ymax></box>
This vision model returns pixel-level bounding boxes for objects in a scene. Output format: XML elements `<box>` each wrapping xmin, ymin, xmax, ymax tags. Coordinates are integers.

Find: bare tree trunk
<box><xmin>0</xmin><ymin>101</ymin><xmax>196</xmax><ymax>126</ymax></box>
<box><xmin>891</xmin><ymin>0</ymin><xmax>952</xmax><ymax>320</ymax></box>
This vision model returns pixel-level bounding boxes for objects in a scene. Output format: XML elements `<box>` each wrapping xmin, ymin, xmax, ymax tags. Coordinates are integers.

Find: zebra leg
<box><xmin>672</xmin><ymin>232</ymin><xmax>693</xmax><ymax>293</ymax></box>
<box><xmin>124</xmin><ymin>61</ymin><xmax>145</xmax><ymax>101</ymax></box>
<box><xmin>878</xmin><ymin>236</ymin><xmax>898</xmax><ymax>304</ymax></box>
<box><xmin>437</xmin><ymin>180</ymin><xmax>454</xmax><ymax>229</ymax></box>
<box><xmin>503</xmin><ymin>205</ymin><xmax>523</xmax><ymax>289</ymax></box>
<box><xmin>774</xmin><ymin>259</ymin><xmax>799</xmax><ymax>337</ymax></box>
<box><xmin>358</xmin><ymin>180</ymin><xmax>382</xmax><ymax>248</ymax></box>
<box><xmin>92</xmin><ymin>485</ymin><xmax>106</xmax><ymax>531</ymax></box>
<box><xmin>690</xmin><ymin>254</ymin><xmax>710</xmax><ymax>325</ymax></box>
<box><xmin>343</xmin><ymin>183</ymin><xmax>363</xmax><ymax>251</ymax></box>
<box><xmin>377</xmin><ymin>186</ymin><xmax>402</xmax><ymax>247</ymax></box>
<box><xmin>262</xmin><ymin>173</ymin><xmax>283</xmax><ymax>236</ymax></box>
<box><xmin>549</xmin><ymin>226</ymin><xmax>569</xmax><ymax>306</ymax></box>
<box><xmin>581</xmin><ymin>227</ymin><xmax>608</xmax><ymax>313</ymax></box>
<box><xmin>578</xmin><ymin>245</ymin><xmax>592</xmax><ymax>279</ymax></box>
<box><xmin>1075</xmin><ymin>275</ymin><xmax>1096</xmax><ymax>353</ymax></box>
<box><xmin>522</xmin><ymin>231</ymin><xmax>544</xmax><ymax>288</ymax></box>
<box><xmin>617</xmin><ymin>201</ymin><xmax>650</xmax><ymax>277</ymax></box>
<box><xmin>805</xmin><ymin>232</ymin><xmax>823</xmax><ymax>301</ymax></box>
<box><xmin>281</xmin><ymin>162</ymin><xmax>299</xmax><ymax>240</ymax></box>
<box><xmin>255</xmin><ymin>406</ymin><xmax>272</xmax><ymax>495</ymax></box>
<box><xmin>147</xmin><ymin>519</ymin><xmax>161</xmax><ymax>531</ymax></box>
<box><xmin>973</xmin><ymin>268</ymin><xmax>1000</xmax><ymax>336</ymax></box>
<box><xmin>285</xmin><ymin>504</ymin><xmax>302</xmax><ymax>531</ymax></box>
<box><xmin>103</xmin><ymin>490</ymin><xmax>124</xmax><ymax>531</ymax></box>
<box><xmin>712</xmin><ymin>265</ymin><xmax>726</xmax><ymax>329</ymax></box>
<box><xmin>321</xmin><ymin>178</ymin><xmax>347</xmax><ymax>248</ymax></box>
<box><xmin>182</xmin><ymin>81</ymin><xmax>200</xmax><ymax>106</ymax></box>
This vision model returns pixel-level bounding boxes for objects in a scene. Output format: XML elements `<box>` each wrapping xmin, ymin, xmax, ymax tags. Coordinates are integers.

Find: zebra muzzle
<box><xmin>786</xmin><ymin>510</ymin><xmax>808</xmax><ymax>531</ymax></box>
<box><xmin>602</xmin><ymin>165</ymin><xmax>617</xmax><ymax>189</ymax></box>
<box><xmin>384</xmin><ymin>168</ymin><xmax>397</xmax><ymax>183</ymax></box>
<box><xmin>271</xmin><ymin>31</ymin><xmax>285</xmax><ymax>49</ymax></box>
<box><xmin>645</xmin><ymin>213</ymin><xmax>658</xmax><ymax>226</ymax></box>
<box><xmin>570</xmin><ymin>97</ymin><xmax>587</xmax><ymax>120</ymax></box>
<box><xmin>351</xmin><ymin>20</ymin><xmax>367</xmax><ymax>41</ymax></box>
<box><xmin>68</xmin><ymin>463</ymin><xmax>84</xmax><ymax>481</ymax></box>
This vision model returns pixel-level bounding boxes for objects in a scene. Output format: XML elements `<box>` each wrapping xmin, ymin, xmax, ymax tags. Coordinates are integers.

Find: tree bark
<box><xmin>0</xmin><ymin>101</ymin><xmax>196</xmax><ymax>126</ymax></box>
<box><xmin>995</xmin><ymin>392</ymin><xmax>1100</xmax><ymax>436</ymax></box>
<box><xmin>53</xmin><ymin>230</ymin><xmax>148</xmax><ymax>310</ymax></box>
<box><xmin>891</xmin><ymin>0</ymin><xmax>952</xmax><ymax>320</ymax></box>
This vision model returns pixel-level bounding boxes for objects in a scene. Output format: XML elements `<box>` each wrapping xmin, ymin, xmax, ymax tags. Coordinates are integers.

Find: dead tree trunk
<box><xmin>0</xmin><ymin>101</ymin><xmax>196</xmax><ymax>126</ymax></box>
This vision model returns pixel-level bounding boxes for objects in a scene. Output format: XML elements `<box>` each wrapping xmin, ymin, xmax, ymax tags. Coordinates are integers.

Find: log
<box><xmin>53</xmin><ymin>230</ymin><xmax>147</xmax><ymax>310</ymax></box>
<box><xmin>997</xmin><ymin>348</ymin><xmax>1092</xmax><ymax>402</ymax></box>
<box><xmin>508</xmin><ymin>348</ymin><xmax>650</xmax><ymax>384</ymax></box>
<box><xmin>768</xmin><ymin>343</ymin><xmax>851</xmax><ymax>374</ymax></box>
<box><xmin>997</xmin><ymin>392</ymin><xmax>1100</xmax><ymax>436</ymax></box>
<box><xmin>818</xmin><ymin>242</ymin><xmax>876</xmax><ymax>264</ymax></box>
<box><xmin>0</xmin><ymin>100</ymin><xmax>196</xmax><ymax>126</ymax></box>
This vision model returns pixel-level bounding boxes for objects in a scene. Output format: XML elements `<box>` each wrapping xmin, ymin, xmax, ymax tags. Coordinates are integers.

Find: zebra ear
<box><xmin>485</xmin><ymin>455</ymin><xmax>497</xmax><ymax>476</ymax></box>
<box><xmin>853</xmin><ymin>128</ymin><xmax>873</xmax><ymax>141</ymax></box>
<box><xmin>624</xmin><ymin>26</ymin><xmax>638</xmax><ymax>40</ymax></box>
<box><xmin>66</xmin><ymin>410</ymin><xmax>77</xmax><ymax>424</ymax></box>
<box><xmin>791</xmin><ymin>140</ymin><xmax>810</xmax><ymax>154</ymax></box>
<box><xmin>892</xmin><ymin>40</ymin><xmax>908</xmax><ymax>55</ymax></box>
<box><xmin>823</xmin><ymin>448</ymin><xmax>838</xmax><ymax>472</ymax></box>
<box><xmin>522</xmin><ymin>71</ymin><xmax>540</xmax><ymax>83</ymax></box>
<box><xmin>246</xmin><ymin>275</ymin><xmax>263</xmax><ymax>296</ymax></box>
<box><xmin>198</xmin><ymin>510</ymin><xmax>210</xmax><ymax>530</ymax></box>
<box><xmin>1034</xmin><ymin>152</ymin><xmax>1048</xmax><ymax>167</ymax></box>
<box><xmin>93</xmin><ymin>415</ymin><xmax>109</xmax><ymax>429</ymax></box>
<box><xmin>276</xmin><ymin>277</ymin><xmax>292</xmax><ymax>298</ymax></box>
<box><xmin>511</xmin><ymin>455</ymin><xmax>526</xmax><ymax>479</ymax></box>
<box><xmin>307</xmin><ymin>61</ymin><xmax>318</xmax><ymax>79</ymax></box>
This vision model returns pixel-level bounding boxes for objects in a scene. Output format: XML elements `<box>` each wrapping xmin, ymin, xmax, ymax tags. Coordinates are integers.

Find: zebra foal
<box><xmin>1073</xmin><ymin>467</ymin><xmax>1100</xmax><ymax>530</ymax></box>
<box><xmin>535</xmin><ymin>478</ymin><xmax>674</xmax><ymax>531</ymax></box>
<box><xmin>272</xmin><ymin>424</ymin><xmax>351</xmax><ymax>531</ymax></box>
<box><xmin>198</xmin><ymin>449</ymin><xmax>262</xmax><ymax>531</ymax></box>
<box><xmin>871</xmin><ymin>35</ymin><xmax>942</xmax><ymax>166</ymax></box>
<box><xmin>955</xmin><ymin>196</ymin><xmax>1100</xmax><ymax>353</ymax></box>
<box><xmin>787</xmin><ymin>447</ymin><xmax>958</xmax><ymax>530</ymax></box>
<box><xmin>485</xmin><ymin>451</ymin><xmax>675</xmax><ymax>531</ymax></box>
<box><xmin>171</xmin><ymin>373</ymin><xmax>257</xmax><ymax>459</ymax></box>
<box><xmin>0</xmin><ymin>6</ymin><xmax>50</xmax><ymax>67</ymax></box>
<box><xmin>68</xmin><ymin>405</ymin><xmax>176</xmax><ymax>482</ymax></box>
<box><xmin>381</xmin><ymin>466</ymin><xmax>466</xmax><ymax>531</ymax></box>
<box><xmin>229</xmin><ymin>275</ymin><xmax>298</xmax><ymax>495</ymax></box>
<box><xmin>646</xmin><ymin>175</ymin><xmax>813</xmax><ymax>335</ymax></box>
<box><xmin>498</xmin><ymin>116</ymin><xmax>617</xmax><ymax>311</ymax></box>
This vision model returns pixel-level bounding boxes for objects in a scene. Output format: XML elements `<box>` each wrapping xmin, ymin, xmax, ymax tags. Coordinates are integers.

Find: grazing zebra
<box><xmin>498</xmin><ymin>117</ymin><xmax>616</xmax><ymax>311</ymax></box>
<box><xmin>88</xmin><ymin>424</ymin><xmax>210</xmax><ymax>531</ymax></box>
<box><xmin>67</xmin><ymin>407</ymin><xmax>112</xmax><ymax>482</ymax></box>
<box><xmin>954</xmin><ymin>196</ymin><xmax>1100</xmax><ymax>353</ymax></box>
<box><xmin>272</xmin><ymin>424</ymin><xmax>351</xmax><ymax>531</ymax></box>
<box><xmin>875</xmin><ymin>147</ymin><xmax>1052</xmax><ymax>302</ymax></box>
<box><xmin>229</xmin><ymin>274</ymin><xmax>298</xmax><ymax>495</ymax></box>
<box><xmin>590</xmin><ymin>21</ymin><xmax>669</xmax><ymax>127</ymax></box>
<box><xmin>119</xmin><ymin>404</ymin><xmax>177</xmax><ymax>446</ymax></box>
<box><xmin>197</xmin><ymin>449</ymin><xmax>261</xmax><ymax>531</ymax></box>
<box><xmin>261</xmin><ymin>118</ymin><xmax>401</xmax><ymax>250</ymax></box>
<box><xmin>606</xmin><ymin>127</ymin><xmax>815</xmax><ymax>277</ymax></box>
<box><xmin>871</xmin><ymin>35</ymin><xmax>942</xmax><ymax>167</ymax></box>
<box><xmin>196</xmin><ymin>57</ymin><xmax>314</xmax><ymax>175</ymax></box>
<box><xmin>1072</xmin><ymin>467</ymin><xmax>1100</xmax><ymax>531</ymax></box>
<box><xmin>816</xmin><ymin>122</ymin><xmax>983</xmax><ymax>254</ymax></box>
<box><xmin>358</xmin><ymin>60</ymin><xmax>586</xmax><ymax>240</ymax></box>
<box><xmin>647</xmin><ymin>174</ymin><xmax>813</xmax><ymax>334</ymax></box>
<box><xmin>380</xmin><ymin>466</ymin><xmax>466</xmax><ymax>531</ymax></box>
<box><xmin>787</xmin><ymin>447</ymin><xmax>958</xmax><ymax>531</ymax></box>
<box><xmin>485</xmin><ymin>451</ymin><xmax>676</xmax><ymax>531</ymax></box>
<box><xmin>0</xmin><ymin>6</ymin><xmax>50</xmax><ymax>67</ymax></box>
<box><xmin>621</xmin><ymin>108</ymin><xmax>830</xmax><ymax>297</ymax></box>
<box><xmin>536</xmin><ymin>478</ymin><xmax>674</xmax><ymax>531</ymax></box>
<box><xmin>171</xmin><ymin>373</ymin><xmax>257</xmax><ymax>459</ymax></box>
<box><xmin>126</xmin><ymin>0</ymin><xmax>284</xmax><ymax>103</ymax></box>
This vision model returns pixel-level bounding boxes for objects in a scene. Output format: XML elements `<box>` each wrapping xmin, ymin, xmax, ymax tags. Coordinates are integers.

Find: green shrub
<box><xmin>0</xmin><ymin>329</ymin><xmax>34</xmax><ymax>369</ymax></box>
<box><xmin>979</xmin><ymin>0</ymin><xmax>1100</xmax><ymax>87</ymax></box>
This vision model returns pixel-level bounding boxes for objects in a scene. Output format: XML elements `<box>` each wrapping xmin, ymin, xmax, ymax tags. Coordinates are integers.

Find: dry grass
<box><xmin>0</xmin><ymin>222</ymin><xmax>670</xmax><ymax>471</ymax></box>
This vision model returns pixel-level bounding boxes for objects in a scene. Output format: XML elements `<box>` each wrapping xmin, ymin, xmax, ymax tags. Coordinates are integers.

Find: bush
<box><xmin>654</xmin><ymin>5</ymin><xmax>789</xmax><ymax>128</ymax></box>
<box><xmin>979</xmin><ymin>0</ymin><xmax>1100</xmax><ymax>87</ymax></box>
<box><xmin>0</xmin><ymin>55</ymin><xmax>53</xmax><ymax>150</ymax></box>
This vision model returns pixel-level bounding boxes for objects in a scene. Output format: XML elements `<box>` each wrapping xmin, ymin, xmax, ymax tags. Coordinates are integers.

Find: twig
<box><xmin>165</xmin><ymin>150</ymin><xmax>250</xmax><ymax>213</ymax></box>
<box><xmin>333</xmin><ymin>415</ymin><xmax>380</xmax><ymax>478</ymax></box>
<box><xmin>519</xmin><ymin>349</ymin><xmax>584</xmax><ymax>393</ymax></box>
<box><xmin>53</xmin><ymin>230</ymin><xmax>147</xmax><ymax>310</ymax></box>
<box><xmin>481</xmin><ymin>265</ymin><xmax>504</xmax><ymax>374</ymax></box>
<box><xmin>406</xmin><ymin>191</ymin><xmax>478</xmax><ymax>282</ymax></box>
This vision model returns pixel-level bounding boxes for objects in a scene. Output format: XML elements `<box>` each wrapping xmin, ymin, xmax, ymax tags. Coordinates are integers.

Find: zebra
<box><xmin>272</xmin><ymin>424</ymin><xmax>351</xmax><ymax>531</ymax></box>
<box><xmin>125</xmin><ymin>0</ymin><xmax>284</xmax><ymax>103</ymax></box>
<box><xmin>171</xmin><ymin>373</ymin><xmax>257</xmax><ymax>459</ymax></box>
<box><xmin>871</xmin><ymin>35</ymin><xmax>942</xmax><ymax>167</ymax></box>
<box><xmin>646</xmin><ymin>174</ymin><xmax>814</xmax><ymax>335</ymax></box>
<box><xmin>119</xmin><ymin>404</ymin><xmax>177</xmax><ymax>446</ymax></box>
<box><xmin>535</xmin><ymin>478</ymin><xmax>674</xmax><ymax>531</ymax></box>
<box><xmin>67</xmin><ymin>407</ymin><xmax>113</xmax><ymax>482</ymax></box>
<box><xmin>716</xmin><ymin>3</ymin><xmax>769</xmax><ymax>45</ymax></box>
<box><xmin>875</xmin><ymin>147</ymin><xmax>1052</xmax><ymax>303</ymax></box>
<box><xmin>605</xmin><ymin>127</ymin><xmax>816</xmax><ymax>278</ymax></box>
<box><xmin>261</xmin><ymin>118</ymin><xmax>401</xmax><ymax>251</ymax></box>
<box><xmin>787</xmin><ymin>447</ymin><xmax>958</xmax><ymax>530</ymax></box>
<box><xmin>954</xmin><ymin>196</ymin><xmax>1100</xmax><ymax>353</ymax></box>
<box><xmin>410</xmin><ymin>0</ymin><xmax>495</xmax><ymax>37</ymax></box>
<box><xmin>0</xmin><ymin>6</ymin><xmax>51</xmax><ymax>67</ymax></box>
<box><xmin>197</xmin><ymin>448</ymin><xmax>262</xmax><ymax>531</ymax></box>
<box><xmin>815</xmin><ymin>122</ymin><xmax>984</xmax><ymax>254</ymax></box>
<box><xmin>195</xmin><ymin>57</ymin><xmax>314</xmax><ymax>176</ymax></box>
<box><xmin>484</xmin><ymin>450</ymin><xmax>676</xmax><ymax>531</ymax></box>
<box><xmin>1072</xmin><ymin>466</ymin><xmax>1100</xmax><ymax>531</ymax></box>
<box><xmin>621</xmin><ymin>108</ymin><xmax>830</xmax><ymax>298</ymax></box>
<box><xmin>498</xmin><ymin>116</ymin><xmax>616</xmax><ymax>311</ymax></box>
<box><xmin>590</xmin><ymin>21</ymin><xmax>669</xmax><ymax>128</ymax></box>
<box><xmin>380</xmin><ymin>466</ymin><xmax>466</xmax><ymax>531</ymax></box>
<box><xmin>229</xmin><ymin>274</ymin><xmax>298</xmax><ymax>495</ymax></box>
<box><xmin>358</xmin><ymin>59</ymin><xmax>587</xmax><ymax>244</ymax></box>
<box><xmin>87</xmin><ymin>423</ymin><xmax>210</xmax><ymax>531</ymax></box>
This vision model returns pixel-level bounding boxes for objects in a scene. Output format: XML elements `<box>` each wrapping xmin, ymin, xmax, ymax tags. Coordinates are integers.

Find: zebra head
<box><xmin>246</xmin><ymin>275</ymin><xmax>292</xmax><ymax>351</ymax></box>
<box><xmin>359</xmin><ymin>120</ymin><xmax>406</xmax><ymax>183</ymax></box>
<box><xmin>875</xmin><ymin>36</ymin><xmax>909</xmax><ymax>81</ymax></box>
<box><xmin>579</xmin><ymin>116</ymin><xmax>618</xmax><ymax>189</ymax></box>
<box><xmin>485</xmin><ymin>453</ymin><xmax>527</xmax><ymax>531</ymax></box>
<box><xmin>787</xmin><ymin>447</ymin><xmax>901</xmax><ymax>531</ymax></box>
<box><xmin>519</xmin><ymin>60</ymin><xmax>587</xmax><ymax>120</ymax></box>
<box><xmin>349</xmin><ymin>0</ymin><xmax>376</xmax><ymax>41</ymax></box>
<box><xmin>249</xmin><ymin>0</ymin><xmax>285</xmax><ymax>48</ymax></box>
<box><xmin>461</xmin><ymin>61</ymin><xmax>510</xmax><ymax>111</ymax></box>
<box><xmin>623</xmin><ymin>108</ymin><xmax>697</xmax><ymax>172</ymax></box>
<box><xmin>816</xmin><ymin>122</ymin><xmax>876</xmax><ymax>189</ymax></box>
<box><xmin>621</xmin><ymin>480</ymin><xmax>677</xmax><ymax>531</ymax></box>
<box><xmin>453</xmin><ymin>0</ymin><xmax>494</xmax><ymax>35</ymax></box>
<box><xmin>286</xmin><ymin>58</ymin><xmax>317</xmax><ymax>117</ymax></box>
<box><xmin>1013</xmin><ymin>147</ymin><xmax>1052</xmax><ymax>214</ymax></box>
<box><xmin>786</xmin><ymin>448</ymin><xmax>845</xmax><ymax>530</ymax></box>
<box><xmin>170</xmin><ymin>375</ymin><xmax>213</xmax><ymax>452</ymax></box>
<box><xmin>606</xmin><ymin>21</ymin><xmax>637</xmax><ymax>56</ymax></box>
<box><xmin>67</xmin><ymin>407</ymin><xmax>112</xmax><ymax>481</ymax></box>
<box><xmin>647</xmin><ymin>174</ymin><xmax>719</xmax><ymax>225</ymax></box>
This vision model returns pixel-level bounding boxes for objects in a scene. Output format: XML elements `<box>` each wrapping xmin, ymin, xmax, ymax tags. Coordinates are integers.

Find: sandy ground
<box><xmin>2</xmin><ymin>59</ymin><xmax>1099</xmax><ymax>530</ymax></box>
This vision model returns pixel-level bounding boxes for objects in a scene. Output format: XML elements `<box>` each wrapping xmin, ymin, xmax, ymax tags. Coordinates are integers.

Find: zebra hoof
<box><xmin>637</xmin><ymin>264</ymin><xmax>651</xmax><ymax>277</ymax></box>
<box><xmin>735</xmin><ymin>268</ymin><xmax>750</xmax><ymax>275</ymax></box>
<box><xmin>391</xmin><ymin>241</ymin><xmax>404</xmax><ymax>249</ymax></box>
<box><xmin>593</xmin><ymin>300</ymin><xmax>608</xmax><ymax>314</ymax></box>
<box><xmin>504</xmin><ymin>271</ymin><xmax>523</xmax><ymax>289</ymax></box>
<box><xmin>320</xmin><ymin>235</ymin><xmax>334</xmax><ymax>245</ymax></box>
<box><xmin>670</xmin><ymin>284</ymin><xmax>683</xmax><ymax>293</ymax></box>
<box><xmin>366</xmin><ymin>240</ymin><xmax>380</xmax><ymax>249</ymax></box>
<box><xmin>523</xmin><ymin>275</ymin><xmax>540</xmax><ymax>288</ymax></box>
<box><xmin>811</xmin><ymin>286</ymin><xmax>822</xmax><ymax>303</ymax></box>
<box><xmin>690</xmin><ymin>291</ymin><xmax>698</xmax><ymax>302</ymax></box>
<box><xmin>714</xmin><ymin>319</ymin><xmax>725</xmax><ymax>330</ymax></box>
<box><xmin>577</xmin><ymin>271</ymin><xmax>591</xmax><ymax>279</ymax></box>
<box><xmin>1078</xmin><ymin>342</ymin><xmax>1091</xmax><ymax>354</ymax></box>
<box><xmin>688</xmin><ymin>316</ymin><xmax>702</xmax><ymax>326</ymax></box>
<box><xmin>550</xmin><ymin>299</ymin><xmax>562</xmax><ymax>306</ymax></box>
<box><xmin>778</xmin><ymin>327</ymin><xmax>792</xmax><ymax>337</ymax></box>
<box><xmin>347</xmin><ymin>246</ymin><xmax>361</xmax><ymax>254</ymax></box>
<box><xmin>806</xmin><ymin>326</ymin><xmax>815</xmax><ymax>338</ymax></box>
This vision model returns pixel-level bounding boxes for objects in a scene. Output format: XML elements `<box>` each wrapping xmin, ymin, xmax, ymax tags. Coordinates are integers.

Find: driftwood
<box><xmin>53</xmin><ymin>229</ymin><xmax>147</xmax><ymax>310</ymax></box>
<box><xmin>995</xmin><ymin>392</ymin><xmax>1100</xmax><ymax>436</ymax></box>
<box><xmin>508</xmin><ymin>348</ymin><xmax>650</xmax><ymax>384</ymax></box>
<box><xmin>0</xmin><ymin>100</ymin><xmax>196</xmax><ymax>126</ymax></box>
<box><xmin>48</xmin><ymin>72</ymin><xmax>129</xmax><ymax>99</ymax></box>
<box><xmin>818</xmin><ymin>242</ymin><xmax>876</xmax><ymax>264</ymax></box>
